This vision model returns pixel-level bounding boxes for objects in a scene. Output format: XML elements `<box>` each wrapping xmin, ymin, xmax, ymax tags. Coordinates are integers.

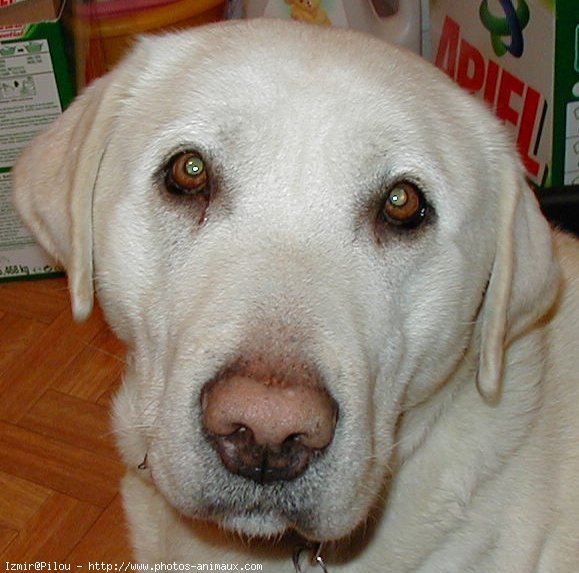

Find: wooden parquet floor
<box><xmin>0</xmin><ymin>277</ymin><xmax>134</xmax><ymax>565</ymax></box>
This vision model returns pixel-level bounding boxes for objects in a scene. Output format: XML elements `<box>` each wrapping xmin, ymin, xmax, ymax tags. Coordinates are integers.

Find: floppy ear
<box><xmin>11</xmin><ymin>69</ymin><xmax>126</xmax><ymax>322</ymax></box>
<box><xmin>476</xmin><ymin>163</ymin><xmax>560</xmax><ymax>402</ymax></box>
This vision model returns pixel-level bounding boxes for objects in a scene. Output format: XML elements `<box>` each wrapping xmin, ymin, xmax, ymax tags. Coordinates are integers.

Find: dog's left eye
<box><xmin>380</xmin><ymin>182</ymin><xmax>428</xmax><ymax>228</ymax></box>
<box><xmin>164</xmin><ymin>151</ymin><xmax>208</xmax><ymax>196</ymax></box>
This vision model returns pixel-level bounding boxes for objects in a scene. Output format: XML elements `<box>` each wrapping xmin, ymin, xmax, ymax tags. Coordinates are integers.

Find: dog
<box><xmin>12</xmin><ymin>19</ymin><xmax>579</xmax><ymax>571</ymax></box>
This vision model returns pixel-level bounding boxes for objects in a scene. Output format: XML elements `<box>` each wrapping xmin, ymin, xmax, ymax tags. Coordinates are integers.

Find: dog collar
<box><xmin>293</xmin><ymin>543</ymin><xmax>329</xmax><ymax>572</ymax></box>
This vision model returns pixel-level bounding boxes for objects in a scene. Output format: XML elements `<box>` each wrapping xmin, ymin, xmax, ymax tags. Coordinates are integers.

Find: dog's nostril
<box><xmin>201</xmin><ymin>374</ymin><xmax>337</xmax><ymax>483</ymax></box>
<box><xmin>225</xmin><ymin>424</ymin><xmax>248</xmax><ymax>437</ymax></box>
<box><xmin>209</xmin><ymin>427</ymin><xmax>322</xmax><ymax>484</ymax></box>
<box><xmin>284</xmin><ymin>433</ymin><xmax>304</xmax><ymax>444</ymax></box>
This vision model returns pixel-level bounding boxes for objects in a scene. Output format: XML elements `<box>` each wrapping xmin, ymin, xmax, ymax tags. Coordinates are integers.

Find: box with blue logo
<box><xmin>430</xmin><ymin>0</ymin><xmax>579</xmax><ymax>189</ymax></box>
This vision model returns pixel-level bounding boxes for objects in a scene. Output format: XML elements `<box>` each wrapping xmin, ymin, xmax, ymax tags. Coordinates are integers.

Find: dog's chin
<box><xmin>219</xmin><ymin>511</ymin><xmax>289</xmax><ymax>539</ymax></box>
<box><xmin>217</xmin><ymin>510</ymin><xmax>343</xmax><ymax>544</ymax></box>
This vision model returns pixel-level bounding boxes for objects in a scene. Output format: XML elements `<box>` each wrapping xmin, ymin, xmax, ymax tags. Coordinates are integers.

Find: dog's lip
<box><xmin>147</xmin><ymin>460</ymin><xmax>316</xmax><ymax>534</ymax></box>
<box><xmin>186</xmin><ymin>481</ymin><xmax>321</xmax><ymax>538</ymax></box>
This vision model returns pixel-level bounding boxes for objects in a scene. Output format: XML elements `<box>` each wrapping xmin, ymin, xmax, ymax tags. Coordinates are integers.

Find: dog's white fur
<box><xmin>12</xmin><ymin>20</ymin><xmax>579</xmax><ymax>571</ymax></box>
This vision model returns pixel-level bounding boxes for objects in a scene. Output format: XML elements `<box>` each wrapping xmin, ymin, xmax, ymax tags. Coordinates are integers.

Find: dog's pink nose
<box><xmin>201</xmin><ymin>374</ymin><xmax>338</xmax><ymax>483</ymax></box>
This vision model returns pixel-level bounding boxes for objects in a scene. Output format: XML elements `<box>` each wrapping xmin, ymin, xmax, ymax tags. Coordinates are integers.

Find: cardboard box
<box><xmin>0</xmin><ymin>0</ymin><xmax>74</xmax><ymax>281</ymax></box>
<box><xmin>430</xmin><ymin>0</ymin><xmax>579</xmax><ymax>188</ymax></box>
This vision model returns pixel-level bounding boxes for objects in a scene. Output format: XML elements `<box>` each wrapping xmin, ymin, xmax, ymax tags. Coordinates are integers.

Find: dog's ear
<box><xmin>12</xmin><ymin>68</ymin><xmax>127</xmax><ymax>321</ymax></box>
<box><xmin>476</xmin><ymin>163</ymin><xmax>560</xmax><ymax>402</ymax></box>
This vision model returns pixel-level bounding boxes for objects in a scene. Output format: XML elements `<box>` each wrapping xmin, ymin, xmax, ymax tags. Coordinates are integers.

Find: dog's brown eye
<box><xmin>381</xmin><ymin>182</ymin><xmax>427</xmax><ymax>227</ymax></box>
<box><xmin>165</xmin><ymin>151</ymin><xmax>208</xmax><ymax>195</ymax></box>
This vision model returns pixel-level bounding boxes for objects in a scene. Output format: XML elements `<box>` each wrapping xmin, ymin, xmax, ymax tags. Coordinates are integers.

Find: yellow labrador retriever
<box><xmin>12</xmin><ymin>19</ymin><xmax>579</xmax><ymax>571</ymax></box>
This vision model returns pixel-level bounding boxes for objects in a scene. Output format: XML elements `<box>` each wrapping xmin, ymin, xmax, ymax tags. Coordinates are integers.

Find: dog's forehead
<box><xmin>129</xmin><ymin>22</ymin><xmax>438</xmax><ymax>136</ymax></box>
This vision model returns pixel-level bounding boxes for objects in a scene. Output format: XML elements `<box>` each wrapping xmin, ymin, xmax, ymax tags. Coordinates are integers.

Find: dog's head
<box><xmin>12</xmin><ymin>21</ymin><xmax>559</xmax><ymax>543</ymax></box>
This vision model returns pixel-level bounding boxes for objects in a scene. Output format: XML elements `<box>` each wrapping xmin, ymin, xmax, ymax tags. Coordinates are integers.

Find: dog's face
<box><xmin>12</xmin><ymin>21</ymin><xmax>557</xmax><ymax>543</ymax></box>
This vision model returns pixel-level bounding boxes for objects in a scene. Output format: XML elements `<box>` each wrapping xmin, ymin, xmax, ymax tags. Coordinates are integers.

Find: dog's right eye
<box><xmin>381</xmin><ymin>182</ymin><xmax>428</xmax><ymax>228</ymax></box>
<box><xmin>164</xmin><ymin>151</ymin><xmax>209</xmax><ymax>196</ymax></box>
<box><xmin>378</xmin><ymin>181</ymin><xmax>430</xmax><ymax>231</ymax></box>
